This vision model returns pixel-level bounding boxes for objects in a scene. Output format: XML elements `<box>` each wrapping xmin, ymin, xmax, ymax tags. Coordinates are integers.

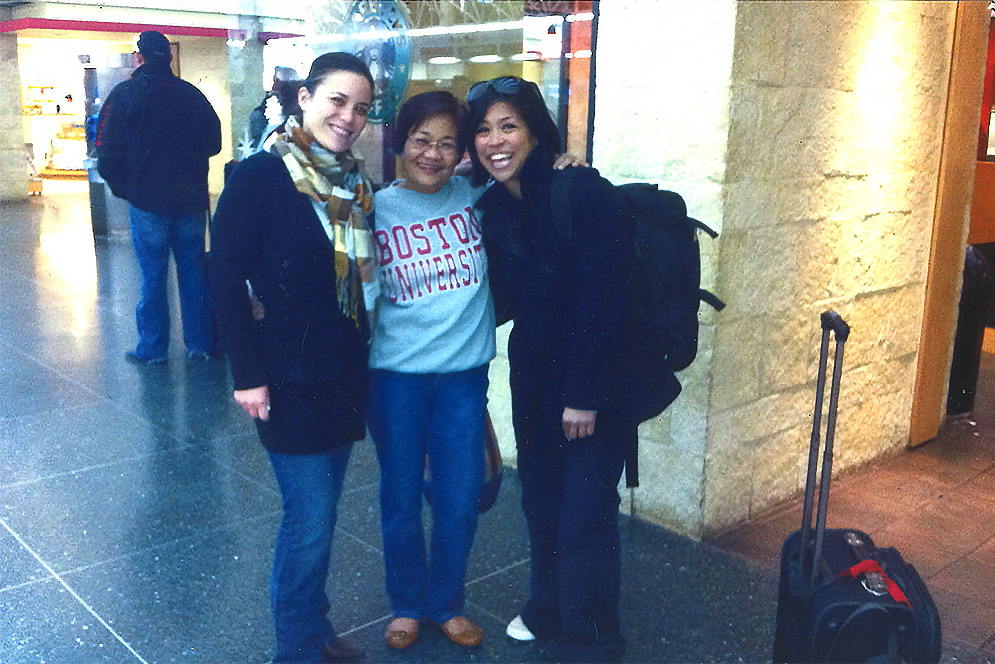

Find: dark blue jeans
<box><xmin>368</xmin><ymin>366</ymin><xmax>488</xmax><ymax>623</ymax></box>
<box><xmin>516</xmin><ymin>412</ymin><xmax>632</xmax><ymax>663</ymax></box>
<box><xmin>267</xmin><ymin>445</ymin><xmax>353</xmax><ymax>663</ymax></box>
<box><xmin>128</xmin><ymin>205</ymin><xmax>213</xmax><ymax>359</ymax></box>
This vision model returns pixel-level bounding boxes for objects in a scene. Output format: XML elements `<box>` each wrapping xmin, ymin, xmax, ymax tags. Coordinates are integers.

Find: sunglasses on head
<box><xmin>466</xmin><ymin>76</ymin><xmax>532</xmax><ymax>103</ymax></box>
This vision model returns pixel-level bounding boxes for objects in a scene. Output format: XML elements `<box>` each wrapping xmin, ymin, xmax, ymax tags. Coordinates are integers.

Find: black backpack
<box><xmin>550</xmin><ymin>172</ymin><xmax>725</xmax><ymax>483</ymax></box>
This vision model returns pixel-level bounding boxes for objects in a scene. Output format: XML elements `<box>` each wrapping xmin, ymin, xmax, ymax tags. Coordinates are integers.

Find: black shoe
<box><xmin>320</xmin><ymin>636</ymin><xmax>366</xmax><ymax>663</ymax></box>
<box><xmin>125</xmin><ymin>351</ymin><xmax>167</xmax><ymax>366</ymax></box>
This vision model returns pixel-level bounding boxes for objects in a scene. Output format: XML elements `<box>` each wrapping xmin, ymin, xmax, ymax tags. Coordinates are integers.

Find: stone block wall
<box><xmin>0</xmin><ymin>33</ymin><xmax>26</xmax><ymax>201</ymax></box>
<box><xmin>703</xmin><ymin>0</ymin><xmax>957</xmax><ymax>534</ymax></box>
<box><xmin>593</xmin><ymin>1</ymin><xmax>960</xmax><ymax>538</ymax></box>
<box><xmin>176</xmin><ymin>37</ymin><xmax>233</xmax><ymax>197</ymax></box>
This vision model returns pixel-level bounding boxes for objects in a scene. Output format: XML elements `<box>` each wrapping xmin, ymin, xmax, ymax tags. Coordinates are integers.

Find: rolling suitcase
<box><xmin>772</xmin><ymin>311</ymin><xmax>942</xmax><ymax>664</ymax></box>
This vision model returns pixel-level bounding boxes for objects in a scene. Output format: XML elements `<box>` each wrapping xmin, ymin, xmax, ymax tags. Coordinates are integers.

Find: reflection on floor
<box><xmin>1</xmin><ymin>192</ymin><xmax>993</xmax><ymax>663</ymax></box>
<box><xmin>0</xmin><ymin>193</ymin><xmax>777</xmax><ymax>663</ymax></box>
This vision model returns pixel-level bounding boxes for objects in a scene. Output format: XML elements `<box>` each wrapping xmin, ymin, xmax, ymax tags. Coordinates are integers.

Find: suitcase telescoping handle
<box><xmin>799</xmin><ymin>311</ymin><xmax>850</xmax><ymax>585</ymax></box>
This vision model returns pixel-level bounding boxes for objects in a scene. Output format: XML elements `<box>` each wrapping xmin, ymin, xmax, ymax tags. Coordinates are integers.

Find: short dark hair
<box><xmin>276</xmin><ymin>79</ymin><xmax>303</xmax><ymax>119</ymax></box>
<box><xmin>464</xmin><ymin>76</ymin><xmax>561</xmax><ymax>187</ymax></box>
<box><xmin>302</xmin><ymin>52</ymin><xmax>375</xmax><ymax>97</ymax></box>
<box><xmin>392</xmin><ymin>91</ymin><xmax>467</xmax><ymax>155</ymax></box>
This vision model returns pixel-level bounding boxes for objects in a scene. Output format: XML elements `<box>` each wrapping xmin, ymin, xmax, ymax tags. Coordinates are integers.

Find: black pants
<box><xmin>516</xmin><ymin>410</ymin><xmax>633</xmax><ymax>663</ymax></box>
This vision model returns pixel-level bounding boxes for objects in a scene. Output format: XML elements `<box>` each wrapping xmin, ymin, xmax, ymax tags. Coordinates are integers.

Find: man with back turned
<box><xmin>96</xmin><ymin>30</ymin><xmax>222</xmax><ymax>364</ymax></box>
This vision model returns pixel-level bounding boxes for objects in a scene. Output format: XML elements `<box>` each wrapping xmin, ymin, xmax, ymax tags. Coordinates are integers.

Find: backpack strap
<box><xmin>689</xmin><ymin>216</ymin><xmax>719</xmax><ymax>239</ymax></box>
<box><xmin>701</xmin><ymin>289</ymin><xmax>726</xmax><ymax>311</ymax></box>
<box><xmin>688</xmin><ymin>217</ymin><xmax>725</xmax><ymax>312</ymax></box>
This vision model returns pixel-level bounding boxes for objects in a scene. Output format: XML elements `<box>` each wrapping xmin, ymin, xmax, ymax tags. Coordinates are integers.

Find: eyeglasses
<box><xmin>466</xmin><ymin>76</ymin><xmax>527</xmax><ymax>103</ymax></box>
<box><xmin>406</xmin><ymin>135</ymin><xmax>459</xmax><ymax>156</ymax></box>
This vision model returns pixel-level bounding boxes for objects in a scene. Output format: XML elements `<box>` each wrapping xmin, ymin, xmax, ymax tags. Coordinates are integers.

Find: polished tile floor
<box><xmin>0</xmin><ymin>190</ymin><xmax>776</xmax><ymax>663</ymax></box>
<box><xmin>0</xmin><ymin>187</ymin><xmax>991</xmax><ymax>663</ymax></box>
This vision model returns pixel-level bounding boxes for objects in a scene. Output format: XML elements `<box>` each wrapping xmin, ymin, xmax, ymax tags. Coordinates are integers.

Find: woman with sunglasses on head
<box><xmin>466</xmin><ymin>76</ymin><xmax>636</xmax><ymax>664</ymax></box>
<box><xmin>210</xmin><ymin>52</ymin><xmax>377</xmax><ymax>664</ymax></box>
<box><xmin>368</xmin><ymin>90</ymin><xmax>585</xmax><ymax>652</ymax></box>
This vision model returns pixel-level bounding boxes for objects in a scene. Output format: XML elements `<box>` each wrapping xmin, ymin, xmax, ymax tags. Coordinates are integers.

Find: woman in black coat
<box><xmin>465</xmin><ymin>77</ymin><xmax>635</xmax><ymax>664</ymax></box>
<box><xmin>210</xmin><ymin>52</ymin><xmax>375</xmax><ymax>664</ymax></box>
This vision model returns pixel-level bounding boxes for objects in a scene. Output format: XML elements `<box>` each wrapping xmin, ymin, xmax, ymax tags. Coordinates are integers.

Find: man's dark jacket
<box><xmin>95</xmin><ymin>60</ymin><xmax>221</xmax><ymax>215</ymax></box>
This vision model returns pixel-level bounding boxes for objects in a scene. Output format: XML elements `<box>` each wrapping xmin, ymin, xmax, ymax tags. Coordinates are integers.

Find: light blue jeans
<box><xmin>128</xmin><ymin>205</ymin><xmax>213</xmax><ymax>359</ymax></box>
<box><xmin>267</xmin><ymin>445</ymin><xmax>353</xmax><ymax>663</ymax></box>
<box><xmin>368</xmin><ymin>366</ymin><xmax>487</xmax><ymax>623</ymax></box>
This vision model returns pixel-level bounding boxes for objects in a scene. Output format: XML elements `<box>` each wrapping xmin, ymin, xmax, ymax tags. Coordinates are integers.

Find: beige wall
<box><xmin>0</xmin><ymin>32</ymin><xmax>26</xmax><ymax>200</ymax></box>
<box><xmin>593</xmin><ymin>1</ymin><xmax>972</xmax><ymax>538</ymax></box>
<box><xmin>176</xmin><ymin>36</ymin><xmax>232</xmax><ymax>197</ymax></box>
<box><xmin>595</xmin><ymin>0</ymin><xmax>737</xmax><ymax>536</ymax></box>
<box><xmin>707</xmin><ymin>0</ymin><xmax>959</xmax><ymax>534</ymax></box>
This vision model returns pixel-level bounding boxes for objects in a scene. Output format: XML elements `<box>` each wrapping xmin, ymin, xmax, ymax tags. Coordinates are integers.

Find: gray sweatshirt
<box><xmin>369</xmin><ymin>176</ymin><xmax>496</xmax><ymax>373</ymax></box>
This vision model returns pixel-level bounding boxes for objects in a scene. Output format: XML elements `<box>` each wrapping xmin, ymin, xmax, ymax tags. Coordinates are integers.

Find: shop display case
<box><xmin>23</xmin><ymin>84</ymin><xmax>87</xmax><ymax>177</ymax></box>
<box><xmin>22</xmin><ymin>84</ymin><xmax>72</xmax><ymax>116</ymax></box>
<box><xmin>47</xmin><ymin>122</ymin><xmax>87</xmax><ymax>172</ymax></box>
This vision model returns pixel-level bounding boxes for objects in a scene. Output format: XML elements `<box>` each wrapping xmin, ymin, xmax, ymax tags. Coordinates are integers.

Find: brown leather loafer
<box><xmin>385</xmin><ymin>617</ymin><xmax>419</xmax><ymax>649</ymax></box>
<box><xmin>440</xmin><ymin>616</ymin><xmax>482</xmax><ymax>647</ymax></box>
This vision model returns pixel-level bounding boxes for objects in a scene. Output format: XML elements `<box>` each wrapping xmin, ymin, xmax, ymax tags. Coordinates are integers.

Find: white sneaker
<box><xmin>506</xmin><ymin>614</ymin><xmax>536</xmax><ymax>641</ymax></box>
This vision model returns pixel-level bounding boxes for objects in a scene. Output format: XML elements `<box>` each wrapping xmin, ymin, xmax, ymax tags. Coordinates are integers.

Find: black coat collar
<box><xmin>476</xmin><ymin>149</ymin><xmax>573</xmax><ymax>258</ymax></box>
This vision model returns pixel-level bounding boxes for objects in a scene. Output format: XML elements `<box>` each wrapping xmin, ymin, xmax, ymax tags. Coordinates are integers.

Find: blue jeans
<box><xmin>268</xmin><ymin>445</ymin><xmax>353</xmax><ymax>663</ymax></box>
<box><xmin>368</xmin><ymin>366</ymin><xmax>488</xmax><ymax>623</ymax></box>
<box><xmin>129</xmin><ymin>205</ymin><xmax>213</xmax><ymax>359</ymax></box>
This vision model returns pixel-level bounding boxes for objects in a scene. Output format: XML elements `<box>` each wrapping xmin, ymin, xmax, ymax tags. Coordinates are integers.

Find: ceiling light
<box><xmin>567</xmin><ymin>12</ymin><xmax>595</xmax><ymax>22</ymax></box>
<box><xmin>409</xmin><ymin>20</ymin><xmax>526</xmax><ymax>37</ymax></box>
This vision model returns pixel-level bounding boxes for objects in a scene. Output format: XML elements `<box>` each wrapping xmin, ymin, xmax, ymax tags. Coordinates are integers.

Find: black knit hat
<box><xmin>137</xmin><ymin>31</ymin><xmax>171</xmax><ymax>61</ymax></box>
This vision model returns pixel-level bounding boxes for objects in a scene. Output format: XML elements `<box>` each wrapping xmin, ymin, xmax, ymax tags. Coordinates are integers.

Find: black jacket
<box><xmin>477</xmin><ymin>155</ymin><xmax>632</xmax><ymax>434</ymax></box>
<box><xmin>209</xmin><ymin>151</ymin><xmax>368</xmax><ymax>397</ymax></box>
<box><xmin>95</xmin><ymin>61</ymin><xmax>221</xmax><ymax>215</ymax></box>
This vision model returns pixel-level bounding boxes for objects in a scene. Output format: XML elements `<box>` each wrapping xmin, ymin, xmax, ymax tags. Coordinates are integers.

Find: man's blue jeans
<box><xmin>267</xmin><ymin>445</ymin><xmax>353</xmax><ymax>663</ymax></box>
<box><xmin>128</xmin><ymin>205</ymin><xmax>213</xmax><ymax>359</ymax></box>
<box><xmin>368</xmin><ymin>366</ymin><xmax>487</xmax><ymax>623</ymax></box>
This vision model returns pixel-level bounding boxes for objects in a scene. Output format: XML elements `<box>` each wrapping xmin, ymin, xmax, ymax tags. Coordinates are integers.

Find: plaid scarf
<box><xmin>270</xmin><ymin>116</ymin><xmax>377</xmax><ymax>329</ymax></box>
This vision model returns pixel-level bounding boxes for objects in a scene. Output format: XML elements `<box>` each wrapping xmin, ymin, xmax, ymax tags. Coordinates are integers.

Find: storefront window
<box><xmin>263</xmin><ymin>0</ymin><xmax>595</xmax><ymax>182</ymax></box>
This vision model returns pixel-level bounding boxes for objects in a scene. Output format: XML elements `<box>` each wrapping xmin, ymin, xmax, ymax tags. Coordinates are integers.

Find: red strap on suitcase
<box><xmin>840</xmin><ymin>559</ymin><xmax>911</xmax><ymax>607</ymax></box>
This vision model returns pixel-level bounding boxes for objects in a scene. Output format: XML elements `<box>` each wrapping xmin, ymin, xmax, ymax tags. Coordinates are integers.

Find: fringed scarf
<box><xmin>270</xmin><ymin>116</ymin><xmax>377</xmax><ymax>330</ymax></box>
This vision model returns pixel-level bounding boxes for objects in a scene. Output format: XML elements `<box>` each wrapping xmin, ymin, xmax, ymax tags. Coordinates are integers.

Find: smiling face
<box><xmin>473</xmin><ymin>101</ymin><xmax>536</xmax><ymax>197</ymax></box>
<box><xmin>401</xmin><ymin>113</ymin><xmax>459</xmax><ymax>195</ymax></box>
<box><xmin>298</xmin><ymin>70</ymin><xmax>373</xmax><ymax>153</ymax></box>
